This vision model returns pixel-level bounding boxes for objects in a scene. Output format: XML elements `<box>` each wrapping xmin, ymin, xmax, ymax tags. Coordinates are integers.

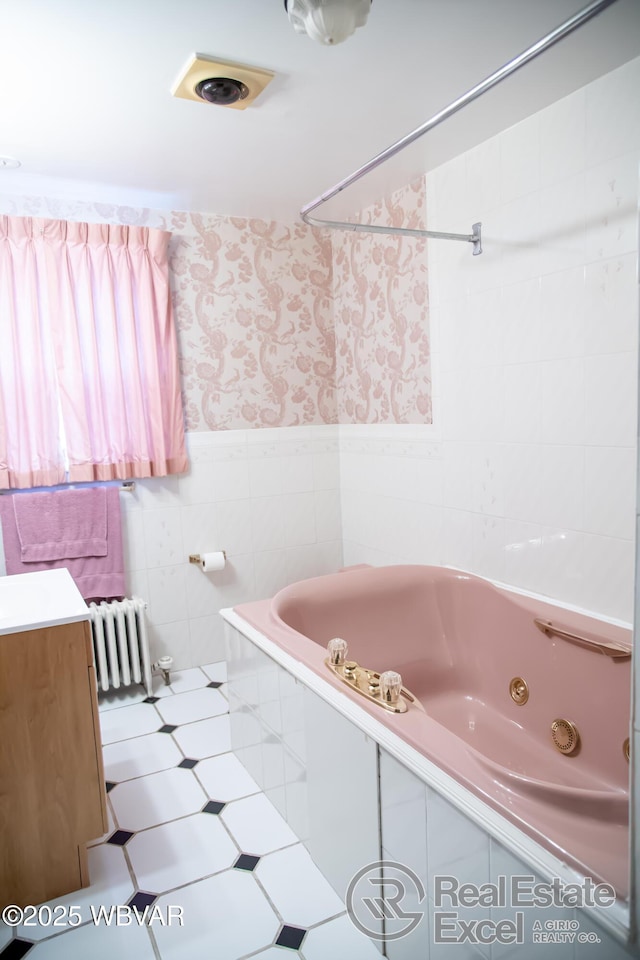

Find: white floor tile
<box><xmin>110</xmin><ymin>768</ymin><xmax>207</xmax><ymax>831</ymax></box>
<box><xmin>253</xmin><ymin>950</ymin><xmax>302</xmax><ymax>960</ymax></box>
<box><xmin>17</xmin><ymin>655</ymin><xmax>405</xmax><ymax>960</ymax></box>
<box><xmin>0</xmin><ymin>921</ymin><xmax>12</xmax><ymax>952</ymax></box>
<box><xmin>87</xmin><ymin>801</ymin><xmax>116</xmax><ymax>846</ymax></box>
<box><xmin>103</xmin><ymin>732</ymin><xmax>182</xmax><ymax>782</ymax></box>
<box><xmin>195</xmin><ymin>753</ymin><xmax>260</xmax><ymax>802</ymax></box>
<box><xmin>255</xmin><ymin>843</ymin><xmax>344</xmax><ymax>928</ymax></box>
<box><xmin>28</xmin><ymin>917</ymin><xmax>156</xmax><ymax>959</ymax></box>
<box><xmin>430</xmin><ymin>937</ymin><xmax>486</xmax><ymax>958</ymax></box>
<box><xmin>171</xmin><ymin>715</ymin><xmax>231</xmax><ymax>760</ymax></box>
<box><xmin>165</xmin><ymin>667</ymin><xmax>210</xmax><ymax>694</ymax></box>
<box><xmin>98</xmin><ymin>685</ymin><xmax>148</xmax><ymax>712</ymax></box>
<box><xmin>202</xmin><ymin>661</ymin><xmax>228</xmax><ymax>683</ymax></box>
<box><xmin>153</xmin><ymin>870</ymin><xmax>279</xmax><ymax>960</ymax></box>
<box><xmin>575</xmin><ymin>912</ymin><xmax>636</xmax><ymax>960</ymax></box>
<box><xmin>221</xmin><ymin>794</ymin><xmax>298</xmax><ymax>855</ymax></box>
<box><xmin>127</xmin><ymin>812</ymin><xmax>238</xmax><ymax>893</ymax></box>
<box><xmin>99</xmin><ymin>702</ymin><xmax>163</xmax><ymax>745</ymax></box>
<box><xmin>156</xmin><ymin>687</ymin><xmax>228</xmax><ymax>726</ymax></box>
<box><xmin>300</xmin><ymin>915</ymin><xmax>382</xmax><ymax>960</ymax></box>
<box><xmin>96</xmin><ymin>675</ymin><xmax>171</xmax><ymax>701</ymax></box>
<box><xmin>146</xmin><ymin>675</ymin><xmax>175</xmax><ymax>698</ymax></box>
<box><xmin>15</xmin><ymin>845</ymin><xmax>133</xmax><ymax>942</ymax></box>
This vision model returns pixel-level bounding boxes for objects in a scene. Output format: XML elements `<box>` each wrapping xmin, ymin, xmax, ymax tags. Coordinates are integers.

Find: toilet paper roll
<box><xmin>199</xmin><ymin>551</ymin><xmax>226</xmax><ymax>573</ymax></box>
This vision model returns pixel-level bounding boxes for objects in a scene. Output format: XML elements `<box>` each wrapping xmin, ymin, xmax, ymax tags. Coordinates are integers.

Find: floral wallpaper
<box><xmin>332</xmin><ymin>178</ymin><xmax>432</xmax><ymax>423</ymax></box>
<box><xmin>168</xmin><ymin>214</ymin><xmax>335</xmax><ymax>431</ymax></box>
<box><xmin>0</xmin><ymin>179</ymin><xmax>431</xmax><ymax>430</ymax></box>
<box><xmin>0</xmin><ymin>195</ymin><xmax>336</xmax><ymax>431</ymax></box>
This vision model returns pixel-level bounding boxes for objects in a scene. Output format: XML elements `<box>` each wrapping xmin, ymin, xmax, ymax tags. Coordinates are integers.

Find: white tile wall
<box><xmin>304</xmin><ymin>688</ymin><xmax>380</xmax><ymax>902</ymax></box>
<box><xmin>378</xmin><ymin>748</ymin><xmax>636</xmax><ymax>960</ymax></box>
<box><xmin>120</xmin><ymin>425</ymin><xmax>341</xmax><ymax>669</ymax></box>
<box><xmin>226</xmin><ymin>622</ymin><xmax>380</xmax><ymax>923</ymax></box>
<box><xmin>339</xmin><ymin>56</ymin><xmax>640</xmax><ymax>623</ymax></box>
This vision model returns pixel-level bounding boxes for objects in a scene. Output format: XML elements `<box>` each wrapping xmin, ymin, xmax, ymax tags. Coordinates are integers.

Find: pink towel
<box><xmin>13</xmin><ymin>487</ymin><xmax>107</xmax><ymax>562</ymax></box>
<box><xmin>0</xmin><ymin>487</ymin><xmax>125</xmax><ymax>601</ymax></box>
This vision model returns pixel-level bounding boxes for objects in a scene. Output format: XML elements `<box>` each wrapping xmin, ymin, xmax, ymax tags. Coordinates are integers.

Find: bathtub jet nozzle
<box><xmin>551</xmin><ymin>718</ymin><xmax>580</xmax><ymax>755</ymax></box>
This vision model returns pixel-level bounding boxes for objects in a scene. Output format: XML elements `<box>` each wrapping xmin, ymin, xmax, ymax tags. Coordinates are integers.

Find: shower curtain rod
<box><xmin>300</xmin><ymin>0</ymin><xmax>620</xmax><ymax>256</ymax></box>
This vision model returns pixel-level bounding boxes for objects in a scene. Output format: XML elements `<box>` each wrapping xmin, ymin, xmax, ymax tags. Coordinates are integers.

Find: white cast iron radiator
<box><xmin>88</xmin><ymin>597</ymin><xmax>152</xmax><ymax>696</ymax></box>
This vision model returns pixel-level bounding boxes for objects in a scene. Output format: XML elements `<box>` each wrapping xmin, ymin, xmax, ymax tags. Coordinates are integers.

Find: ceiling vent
<box><xmin>171</xmin><ymin>54</ymin><xmax>275</xmax><ymax>110</ymax></box>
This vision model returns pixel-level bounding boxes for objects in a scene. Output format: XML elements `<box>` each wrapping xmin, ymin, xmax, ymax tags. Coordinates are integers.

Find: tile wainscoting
<box><xmin>122</xmin><ymin>425</ymin><xmax>342</xmax><ymax>671</ymax></box>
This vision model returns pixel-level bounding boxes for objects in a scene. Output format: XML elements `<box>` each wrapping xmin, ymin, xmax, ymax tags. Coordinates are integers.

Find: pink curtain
<box><xmin>0</xmin><ymin>216</ymin><xmax>188</xmax><ymax>488</ymax></box>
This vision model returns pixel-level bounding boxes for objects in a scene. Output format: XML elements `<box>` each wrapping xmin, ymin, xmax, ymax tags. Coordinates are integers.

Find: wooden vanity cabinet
<box><xmin>0</xmin><ymin>618</ymin><xmax>108</xmax><ymax>908</ymax></box>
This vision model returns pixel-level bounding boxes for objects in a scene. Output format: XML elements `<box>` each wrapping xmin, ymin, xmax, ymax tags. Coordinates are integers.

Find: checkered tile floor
<box><xmin>0</xmin><ymin>664</ymin><xmax>381</xmax><ymax>960</ymax></box>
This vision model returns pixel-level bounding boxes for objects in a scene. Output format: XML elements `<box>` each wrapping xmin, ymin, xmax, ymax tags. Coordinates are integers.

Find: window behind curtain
<box><xmin>0</xmin><ymin>215</ymin><xmax>188</xmax><ymax>489</ymax></box>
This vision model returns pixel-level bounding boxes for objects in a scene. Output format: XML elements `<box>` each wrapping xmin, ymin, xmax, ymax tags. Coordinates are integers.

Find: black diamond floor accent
<box><xmin>1</xmin><ymin>940</ymin><xmax>34</xmax><ymax>959</ymax></box>
<box><xmin>178</xmin><ymin>758</ymin><xmax>198</xmax><ymax>769</ymax></box>
<box><xmin>202</xmin><ymin>800</ymin><xmax>226</xmax><ymax>815</ymax></box>
<box><xmin>207</xmin><ymin>681</ymin><xmax>223</xmax><ymax>688</ymax></box>
<box><xmin>158</xmin><ymin>724</ymin><xmax>177</xmax><ymax>734</ymax></box>
<box><xmin>275</xmin><ymin>925</ymin><xmax>306</xmax><ymax>950</ymax></box>
<box><xmin>143</xmin><ymin>696</ymin><xmax>160</xmax><ymax>704</ymax></box>
<box><xmin>107</xmin><ymin>829</ymin><xmax>134</xmax><ymax>846</ymax></box>
<box><xmin>105</xmin><ymin>781</ymin><xmax>117</xmax><ymax>793</ymax></box>
<box><xmin>233</xmin><ymin>854</ymin><xmax>260</xmax><ymax>872</ymax></box>
<box><xmin>127</xmin><ymin>891</ymin><xmax>158</xmax><ymax>911</ymax></box>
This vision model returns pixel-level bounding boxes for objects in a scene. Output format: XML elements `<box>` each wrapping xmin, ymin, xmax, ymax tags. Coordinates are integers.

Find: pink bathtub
<box><xmin>235</xmin><ymin>564</ymin><xmax>632</xmax><ymax>898</ymax></box>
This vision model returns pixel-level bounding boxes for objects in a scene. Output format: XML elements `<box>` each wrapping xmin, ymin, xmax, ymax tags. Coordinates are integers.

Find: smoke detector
<box><xmin>285</xmin><ymin>0</ymin><xmax>372</xmax><ymax>45</ymax></box>
<box><xmin>171</xmin><ymin>54</ymin><xmax>275</xmax><ymax>110</ymax></box>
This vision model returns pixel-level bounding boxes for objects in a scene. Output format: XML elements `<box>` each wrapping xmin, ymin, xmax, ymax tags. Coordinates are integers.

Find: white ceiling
<box><xmin>1</xmin><ymin>0</ymin><xmax>639</xmax><ymax>222</ymax></box>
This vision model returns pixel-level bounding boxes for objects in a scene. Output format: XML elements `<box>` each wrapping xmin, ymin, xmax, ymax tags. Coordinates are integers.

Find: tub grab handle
<box><xmin>534</xmin><ymin>619</ymin><xmax>631</xmax><ymax>660</ymax></box>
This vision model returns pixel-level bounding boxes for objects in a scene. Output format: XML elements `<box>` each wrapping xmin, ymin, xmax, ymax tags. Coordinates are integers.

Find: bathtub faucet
<box><xmin>324</xmin><ymin>639</ymin><xmax>423</xmax><ymax>714</ymax></box>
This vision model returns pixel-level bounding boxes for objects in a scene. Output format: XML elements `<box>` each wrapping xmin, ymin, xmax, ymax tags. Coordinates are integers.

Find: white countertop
<box><xmin>0</xmin><ymin>568</ymin><xmax>89</xmax><ymax>636</ymax></box>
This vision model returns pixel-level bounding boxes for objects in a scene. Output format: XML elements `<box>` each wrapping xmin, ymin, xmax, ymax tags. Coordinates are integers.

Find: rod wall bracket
<box><xmin>472</xmin><ymin>222</ymin><xmax>482</xmax><ymax>256</ymax></box>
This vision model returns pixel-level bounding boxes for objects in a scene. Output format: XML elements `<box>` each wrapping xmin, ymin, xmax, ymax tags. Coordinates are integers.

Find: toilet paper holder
<box><xmin>189</xmin><ymin>551</ymin><xmax>227</xmax><ymax>564</ymax></box>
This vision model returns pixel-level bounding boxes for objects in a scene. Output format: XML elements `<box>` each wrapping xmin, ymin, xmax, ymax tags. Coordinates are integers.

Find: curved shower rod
<box><xmin>300</xmin><ymin>0</ymin><xmax>620</xmax><ymax>256</ymax></box>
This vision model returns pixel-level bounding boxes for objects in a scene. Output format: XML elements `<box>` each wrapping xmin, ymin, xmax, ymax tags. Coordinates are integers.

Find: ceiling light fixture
<box><xmin>285</xmin><ymin>0</ymin><xmax>372</xmax><ymax>46</ymax></box>
<box><xmin>171</xmin><ymin>55</ymin><xmax>275</xmax><ymax>110</ymax></box>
